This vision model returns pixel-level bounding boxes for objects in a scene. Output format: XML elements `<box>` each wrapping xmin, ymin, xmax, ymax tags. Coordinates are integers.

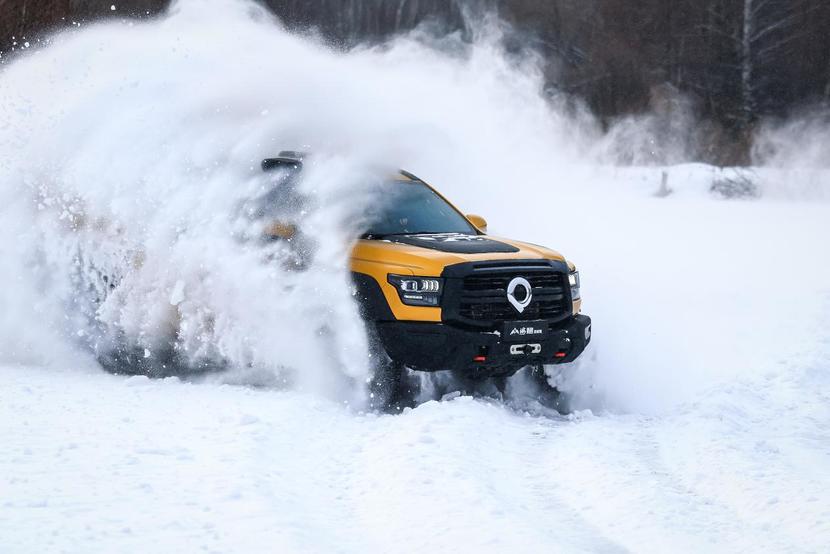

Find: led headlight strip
<box><xmin>388</xmin><ymin>275</ymin><xmax>444</xmax><ymax>307</ymax></box>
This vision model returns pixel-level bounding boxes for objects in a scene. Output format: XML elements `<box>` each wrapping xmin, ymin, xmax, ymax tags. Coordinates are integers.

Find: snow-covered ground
<box><xmin>2</xmin><ymin>1</ymin><xmax>830</xmax><ymax>552</ymax></box>
<box><xmin>3</xmin><ymin>346</ymin><xmax>828</xmax><ymax>553</ymax></box>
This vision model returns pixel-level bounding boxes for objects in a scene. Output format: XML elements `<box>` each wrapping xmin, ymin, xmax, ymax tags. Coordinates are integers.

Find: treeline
<box><xmin>507</xmin><ymin>1</ymin><xmax>830</xmax><ymax>151</ymax></box>
<box><xmin>510</xmin><ymin>0</ymin><xmax>830</xmax><ymax>163</ymax></box>
<box><xmin>2</xmin><ymin>0</ymin><xmax>829</xmax><ymax>163</ymax></box>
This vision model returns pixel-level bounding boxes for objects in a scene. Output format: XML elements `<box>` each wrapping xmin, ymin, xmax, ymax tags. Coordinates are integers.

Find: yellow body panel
<box><xmin>350</xmin><ymin>236</ymin><xmax>578</xmax><ymax>322</ymax></box>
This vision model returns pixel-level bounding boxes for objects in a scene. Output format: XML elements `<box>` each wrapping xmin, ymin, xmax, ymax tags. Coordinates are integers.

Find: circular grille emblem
<box><xmin>506</xmin><ymin>277</ymin><xmax>532</xmax><ymax>313</ymax></box>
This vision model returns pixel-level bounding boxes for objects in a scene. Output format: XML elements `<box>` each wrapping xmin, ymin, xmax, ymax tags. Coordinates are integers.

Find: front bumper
<box><xmin>377</xmin><ymin>314</ymin><xmax>591</xmax><ymax>376</ymax></box>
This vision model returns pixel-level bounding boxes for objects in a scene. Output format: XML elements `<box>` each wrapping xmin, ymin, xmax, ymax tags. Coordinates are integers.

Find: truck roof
<box><xmin>261</xmin><ymin>151</ymin><xmax>417</xmax><ymax>181</ymax></box>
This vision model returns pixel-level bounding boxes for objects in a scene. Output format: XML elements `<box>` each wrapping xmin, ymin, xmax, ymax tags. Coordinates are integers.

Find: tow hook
<box><xmin>510</xmin><ymin>343</ymin><xmax>541</xmax><ymax>356</ymax></box>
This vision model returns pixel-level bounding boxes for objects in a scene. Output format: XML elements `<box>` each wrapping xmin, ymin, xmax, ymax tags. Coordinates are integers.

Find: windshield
<box><xmin>363</xmin><ymin>180</ymin><xmax>477</xmax><ymax>238</ymax></box>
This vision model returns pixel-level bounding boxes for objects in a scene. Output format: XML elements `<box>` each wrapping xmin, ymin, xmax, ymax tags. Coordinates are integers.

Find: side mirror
<box><xmin>466</xmin><ymin>214</ymin><xmax>488</xmax><ymax>233</ymax></box>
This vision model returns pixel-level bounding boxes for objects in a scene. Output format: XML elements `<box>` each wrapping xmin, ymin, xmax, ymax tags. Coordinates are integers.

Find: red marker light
<box><xmin>554</xmin><ymin>352</ymin><xmax>567</xmax><ymax>358</ymax></box>
<box><xmin>473</xmin><ymin>355</ymin><xmax>487</xmax><ymax>363</ymax></box>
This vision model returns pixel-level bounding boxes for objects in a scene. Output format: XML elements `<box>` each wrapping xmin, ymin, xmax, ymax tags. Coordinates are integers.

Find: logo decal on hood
<box><xmin>387</xmin><ymin>233</ymin><xmax>520</xmax><ymax>254</ymax></box>
<box><xmin>411</xmin><ymin>233</ymin><xmax>486</xmax><ymax>242</ymax></box>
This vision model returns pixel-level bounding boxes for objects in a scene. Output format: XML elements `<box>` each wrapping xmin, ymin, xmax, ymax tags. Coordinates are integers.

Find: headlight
<box><xmin>388</xmin><ymin>275</ymin><xmax>443</xmax><ymax>307</ymax></box>
<box><xmin>569</xmin><ymin>270</ymin><xmax>581</xmax><ymax>300</ymax></box>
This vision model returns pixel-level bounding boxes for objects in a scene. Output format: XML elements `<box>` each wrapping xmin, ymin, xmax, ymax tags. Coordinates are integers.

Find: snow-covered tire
<box><xmin>368</xmin><ymin>358</ymin><xmax>403</xmax><ymax>411</ymax></box>
<box><xmin>95</xmin><ymin>334</ymin><xmax>179</xmax><ymax>378</ymax></box>
<box><xmin>365</xmin><ymin>324</ymin><xmax>404</xmax><ymax>411</ymax></box>
<box><xmin>529</xmin><ymin>365</ymin><xmax>567</xmax><ymax>413</ymax></box>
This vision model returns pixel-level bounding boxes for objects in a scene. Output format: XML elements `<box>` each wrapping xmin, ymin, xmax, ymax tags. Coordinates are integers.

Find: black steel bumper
<box><xmin>377</xmin><ymin>314</ymin><xmax>591</xmax><ymax>376</ymax></box>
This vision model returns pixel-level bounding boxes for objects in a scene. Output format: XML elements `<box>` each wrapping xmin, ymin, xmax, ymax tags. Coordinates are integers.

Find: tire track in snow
<box><xmin>527</xmin><ymin>413</ymin><xmax>794</xmax><ymax>553</ymax></box>
<box><xmin>2</xmin><ymin>363</ymin><xmax>829</xmax><ymax>553</ymax></box>
<box><xmin>347</xmin><ymin>400</ymin><xmax>625</xmax><ymax>552</ymax></box>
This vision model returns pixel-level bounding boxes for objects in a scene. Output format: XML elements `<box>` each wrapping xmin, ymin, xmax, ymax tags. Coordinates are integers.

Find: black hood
<box><xmin>387</xmin><ymin>233</ymin><xmax>520</xmax><ymax>254</ymax></box>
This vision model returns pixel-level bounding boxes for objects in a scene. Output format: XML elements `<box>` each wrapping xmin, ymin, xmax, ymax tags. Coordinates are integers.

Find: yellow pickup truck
<box><xmin>264</xmin><ymin>153</ymin><xmax>592</xmax><ymax>409</ymax></box>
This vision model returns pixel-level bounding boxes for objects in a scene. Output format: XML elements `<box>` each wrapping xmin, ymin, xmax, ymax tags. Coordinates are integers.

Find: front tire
<box><xmin>368</xmin><ymin>357</ymin><xmax>404</xmax><ymax>411</ymax></box>
<box><xmin>529</xmin><ymin>365</ymin><xmax>566</xmax><ymax>412</ymax></box>
<box><xmin>365</xmin><ymin>324</ymin><xmax>404</xmax><ymax>411</ymax></box>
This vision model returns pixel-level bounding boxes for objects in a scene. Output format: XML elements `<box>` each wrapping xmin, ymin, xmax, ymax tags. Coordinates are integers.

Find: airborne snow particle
<box><xmin>170</xmin><ymin>280</ymin><xmax>186</xmax><ymax>306</ymax></box>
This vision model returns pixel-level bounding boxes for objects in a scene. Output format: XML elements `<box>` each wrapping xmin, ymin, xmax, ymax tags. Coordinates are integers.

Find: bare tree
<box><xmin>737</xmin><ymin>0</ymin><xmax>819</xmax><ymax>125</ymax></box>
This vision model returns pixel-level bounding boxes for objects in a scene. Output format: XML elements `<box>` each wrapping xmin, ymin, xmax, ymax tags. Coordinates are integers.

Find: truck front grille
<box><xmin>458</xmin><ymin>271</ymin><xmax>568</xmax><ymax>322</ymax></box>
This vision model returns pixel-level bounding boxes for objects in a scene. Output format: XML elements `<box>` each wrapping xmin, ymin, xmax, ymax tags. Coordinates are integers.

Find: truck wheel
<box><xmin>94</xmin><ymin>333</ymin><xmax>180</xmax><ymax>378</ymax></box>
<box><xmin>366</xmin><ymin>325</ymin><xmax>404</xmax><ymax>411</ymax></box>
<box><xmin>529</xmin><ymin>365</ymin><xmax>566</xmax><ymax>412</ymax></box>
<box><xmin>368</xmin><ymin>357</ymin><xmax>404</xmax><ymax>411</ymax></box>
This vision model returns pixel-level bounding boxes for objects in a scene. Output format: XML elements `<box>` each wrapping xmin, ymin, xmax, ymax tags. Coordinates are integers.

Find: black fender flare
<box><xmin>351</xmin><ymin>272</ymin><xmax>394</xmax><ymax>322</ymax></box>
